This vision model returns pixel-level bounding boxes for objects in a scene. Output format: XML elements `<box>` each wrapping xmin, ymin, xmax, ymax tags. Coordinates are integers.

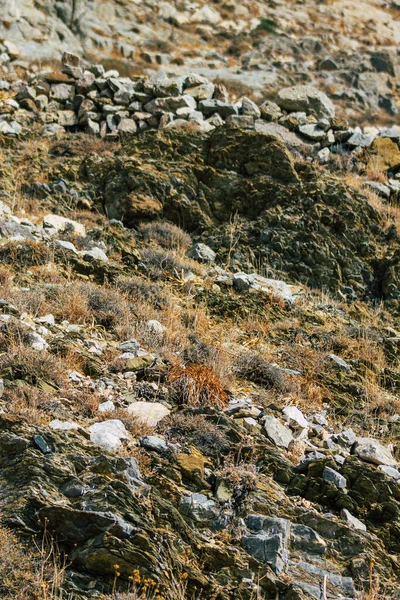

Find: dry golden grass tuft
<box><xmin>168</xmin><ymin>363</ymin><xmax>229</xmax><ymax>408</ymax></box>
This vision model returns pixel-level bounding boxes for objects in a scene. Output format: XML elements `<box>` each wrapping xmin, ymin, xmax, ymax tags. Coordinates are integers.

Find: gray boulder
<box><xmin>340</xmin><ymin>508</ymin><xmax>367</xmax><ymax>532</ymax></box>
<box><xmin>277</xmin><ymin>85</ymin><xmax>335</xmax><ymax>119</ymax></box>
<box><xmin>290</xmin><ymin>524</ymin><xmax>327</xmax><ymax>554</ymax></box>
<box><xmin>188</xmin><ymin>243</ymin><xmax>216</xmax><ymax>263</ymax></box>
<box><xmin>324</xmin><ymin>353</ymin><xmax>351</xmax><ymax>371</ymax></box>
<box><xmin>353</xmin><ymin>437</ymin><xmax>397</xmax><ymax>467</ymax></box>
<box><xmin>263</xmin><ymin>416</ymin><xmax>293</xmax><ymax>449</ymax></box>
<box><xmin>180</xmin><ymin>493</ymin><xmax>219</xmax><ymax>526</ymax></box>
<box><xmin>198</xmin><ymin>99</ymin><xmax>238</xmax><ymax>119</ymax></box>
<box><xmin>243</xmin><ymin>516</ymin><xmax>290</xmax><ymax>574</ymax></box>
<box><xmin>322</xmin><ymin>466</ymin><xmax>347</xmax><ymax>489</ymax></box>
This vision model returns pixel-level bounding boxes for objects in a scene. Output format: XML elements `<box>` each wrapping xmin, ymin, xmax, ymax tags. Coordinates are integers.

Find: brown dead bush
<box><xmin>168</xmin><ymin>363</ymin><xmax>229</xmax><ymax>408</ymax></box>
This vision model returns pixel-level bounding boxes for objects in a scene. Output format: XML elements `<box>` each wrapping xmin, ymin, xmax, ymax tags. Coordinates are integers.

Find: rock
<box><xmin>49</xmin><ymin>419</ymin><xmax>79</xmax><ymax>431</ymax></box>
<box><xmin>323</xmin><ymin>353</ymin><xmax>351</xmax><ymax>371</ymax></box>
<box><xmin>353</xmin><ymin>437</ymin><xmax>397</xmax><ymax>467</ymax></box>
<box><xmin>118</xmin><ymin>118</ymin><xmax>137</xmax><ymax>134</ymax></box>
<box><xmin>290</xmin><ymin>524</ymin><xmax>327</xmax><ymax>554</ymax></box>
<box><xmin>185</xmin><ymin>82</ymin><xmax>215</xmax><ymax>100</ymax></box>
<box><xmin>180</xmin><ymin>493</ymin><xmax>219</xmax><ymax>526</ymax></box>
<box><xmin>298</xmin><ymin>124</ymin><xmax>326</xmax><ymax>141</ymax></box>
<box><xmin>98</xmin><ymin>400</ymin><xmax>115</xmax><ymax>413</ymax></box>
<box><xmin>43</xmin><ymin>214</ymin><xmax>85</xmax><ymax>236</ymax></box>
<box><xmin>232</xmin><ymin>273</ymin><xmax>298</xmax><ymax>302</ymax></box>
<box><xmin>299</xmin><ymin>451</ymin><xmax>325</xmax><ymax>472</ymax></box>
<box><xmin>322</xmin><ymin>466</ymin><xmax>347</xmax><ymax>489</ymax></box>
<box><xmin>190</xmin><ymin>5</ymin><xmax>222</xmax><ymax>25</ymax></box>
<box><xmin>317</xmin><ymin>147</ymin><xmax>330</xmax><ymax>163</ymax></box>
<box><xmin>240</xmin><ymin>97</ymin><xmax>261</xmax><ymax>118</ymax></box>
<box><xmin>282</xmin><ymin>406</ymin><xmax>308</xmax><ymax>429</ymax></box>
<box><xmin>88</xmin><ymin>420</ymin><xmax>129</xmax><ymax>452</ymax></box>
<box><xmin>187</xmin><ymin>243</ymin><xmax>216</xmax><ymax>263</ymax></box>
<box><xmin>378</xmin><ymin>465</ymin><xmax>400</xmax><ymax>480</ymax></box>
<box><xmin>145</xmin><ymin>319</ymin><xmax>166</xmax><ymax>334</ymax></box>
<box><xmin>365</xmin><ymin>181</ymin><xmax>391</xmax><ymax>199</ymax></box>
<box><xmin>333</xmin><ymin>428</ymin><xmax>357</xmax><ymax>449</ymax></box>
<box><xmin>264</xmin><ymin>416</ymin><xmax>293</xmax><ymax>448</ymax></box>
<box><xmin>118</xmin><ymin>338</ymin><xmax>140</xmax><ymax>353</ymax></box>
<box><xmin>127</xmin><ymin>402</ymin><xmax>170</xmax><ymax>426</ymax></box>
<box><xmin>80</xmin><ymin>247</ymin><xmax>108</xmax><ymax>262</ymax></box>
<box><xmin>259</xmin><ymin>100</ymin><xmax>282</xmax><ymax>121</ymax></box>
<box><xmin>242</xmin><ymin>417</ymin><xmax>260</xmax><ymax>433</ymax></box>
<box><xmin>277</xmin><ymin>85</ymin><xmax>335</xmax><ymax>119</ymax></box>
<box><xmin>49</xmin><ymin>84</ymin><xmax>75</xmax><ymax>102</ymax></box>
<box><xmin>198</xmin><ymin>99</ymin><xmax>238</xmax><ymax>119</ymax></box>
<box><xmin>139</xmin><ymin>435</ymin><xmax>168</xmax><ymax>454</ymax></box>
<box><xmin>56</xmin><ymin>239</ymin><xmax>78</xmax><ymax>253</ymax></box>
<box><xmin>347</xmin><ymin>132</ymin><xmax>374</xmax><ymax>148</ymax></box>
<box><xmin>340</xmin><ymin>508</ymin><xmax>367</xmax><ymax>532</ymax></box>
<box><xmin>38</xmin><ymin>506</ymin><xmax>133</xmax><ymax>543</ymax></box>
<box><xmin>61</xmin><ymin>52</ymin><xmax>82</xmax><ymax>79</ymax></box>
<box><xmin>225</xmin><ymin>115</ymin><xmax>255</xmax><ymax>129</ymax></box>
<box><xmin>243</xmin><ymin>517</ymin><xmax>290</xmax><ymax>574</ymax></box>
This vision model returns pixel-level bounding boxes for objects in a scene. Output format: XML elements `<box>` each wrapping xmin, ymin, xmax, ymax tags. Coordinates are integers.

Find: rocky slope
<box><xmin>2</xmin><ymin>0</ymin><xmax>400</xmax><ymax>122</ymax></box>
<box><xmin>0</xmin><ymin>5</ymin><xmax>399</xmax><ymax>600</ymax></box>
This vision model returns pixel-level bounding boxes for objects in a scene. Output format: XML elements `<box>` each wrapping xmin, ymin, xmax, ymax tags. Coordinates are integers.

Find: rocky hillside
<box><xmin>2</xmin><ymin>0</ymin><xmax>400</xmax><ymax>122</ymax></box>
<box><xmin>0</xmin><ymin>5</ymin><xmax>399</xmax><ymax>600</ymax></box>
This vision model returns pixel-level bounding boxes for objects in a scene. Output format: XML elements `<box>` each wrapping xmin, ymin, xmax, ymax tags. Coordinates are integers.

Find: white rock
<box><xmin>49</xmin><ymin>419</ymin><xmax>79</xmax><ymax>431</ymax></box>
<box><xmin>340</xmin><ymin>508</ymin><xmax>367</xmax><ymax>532</ymax></box>
<box><xmin>56</xmin><ymin>239</ymin><xmax>78</xmax><ymax>253</ymax></box>
<box><xmin>243</xmin><ymin>417</ymin><xmax>260</xmax><ymax>432</ymax></box>
<box><xmin>38</xmin><ymin>314</ymin><xmax>55</xmax><ymax>326</ymax></box>
<box><xmin>43</xmin><ymin>214</ymin><xmax>85</xmax><ymax>236</ymax></box>
<box><xmin>282</xmin><ymin>406</ymin><xmax>309</xmax><ymax>429</ymax></box>
<box><xmin>88</xmin><ymin>419</ymin><xmax>129</xmax><ymax>452</ymax></box>
<box><xmin>378</xmin><ymin>465</ymin><xmax>400</xmax><ymax>481</ymax></box>
<box><xmin>79</xmin><ymin>247</ymin><xmax>108</xmax><ymax>262</ymax></box>
<box><xmin>145</xmin><ymin>320</ymin><xmax>166</xmax><ymax>334</ymax></box>
<box><xmin>127</xmin><ymin>402</ymin><xmax>170</xmax><ymax>427</ymax></box>
<box><xmin>98</xmin><ymin>400</ymin><xmax>115</xmax><ymax>413</ymax></box>
<box><xmin>191</xmin><ymin>5</ymin><xmax>222</xmax><ymax>24</ymax></box>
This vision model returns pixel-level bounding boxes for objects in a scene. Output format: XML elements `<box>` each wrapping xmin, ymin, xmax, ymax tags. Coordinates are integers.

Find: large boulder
<box><xmin>353</xmin><ymin>438</ymin><xmax>397</xmax><ymax>467</ymax></box>
<box><xmin>277</xmin><ymin>85</ymin><xmax>335</xmax><ymax>119</ymax></box>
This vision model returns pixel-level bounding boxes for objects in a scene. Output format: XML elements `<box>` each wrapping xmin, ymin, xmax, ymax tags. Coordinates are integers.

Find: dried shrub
<box><xmin>235</xmin><ymin>351</ymin><xmax>288</xmax><ymax>390</ymax></box>
<box><xmin>0</xmin><ymin>346</ymin><xmax>66</xmax><ymax>389</ymax></box>
<box><xmin>139</xmin><ymin>221</ymin><xmax>192</xmax><ymax>252</ymax></box>
<box><xmin>140</xmin><ymin>247</ymin><xmax>204</xmax><ymax>281</ymax></box>
<box><xmin>182</xmin><ymin>334</ymin><xmax>211</xmax><ymax>365</ymax></box>
<box><xmin>160</xmin><ymin>412</ymin><xmax>229</xmax><ymax>458</ymax></box>
<box><xmin>0</xmin><ymin>525</ymin><xmax>68</xmax><ymax>600</ymax></box>
<box><xmin>45</xmin><ymin>282</ymin><xmax>133</xmax><ymax>336</ymax></box>
<box><xmin>0</xmin><ymin>525</ymin><xmax>41</xmax><ymax>599</ymax></box>
<box><xmin>0</xmin><ymin>240</ymin><xmax>52</xmax><ymax>269</ymax></box>
<box><xmin>168</xmin><ymin>363</ymin><xmax>229</xmax><ymax>408</ymax></box>
<box><xmin>1</xmin><ymin>383</ymin><xmax>53</xmax><ymax>425</ymax></box>
<box><xmin>116</xmin><ymin>276</ymin><xmax>171</xmax><ymax>310</ymax></box>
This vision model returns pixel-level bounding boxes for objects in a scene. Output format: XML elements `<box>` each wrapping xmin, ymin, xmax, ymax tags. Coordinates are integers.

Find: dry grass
<box><xmin>139</xmin><ymin>221</ymin><xmax>192</xmax><ymax>252</ymax></box>
<box><xmin>0</xmin><ymin>525</ymin><xmax>70</xmax><ymax>600</ymax></box>
<box><xmin>234</xmin><ymin>351</ymin><xmax>289</xmax><ymax>391</ymax></box>
<box><xmin>168</xmin><ymin>363</ymin><xmax>229</xmax><ymax>408</ymax></box>
<box><xmin>44</xmin><ymin>282</ymin><xmax>134</xmax><ymax>338</ymax></box>
<box><xmin>140</xmin><ymin>247</ymin><xmax>205</xmax><ymax>281</ymax></box>
<box><xmin>160</xmin><ymin>412</ymin><xmax>229</xmax><ymax>458</ymax></box>
<box><xmin>345</xmin><ymin>174</ymin><xmax>400</xmax><ymax>236</ymax></box>
<box><xmin>0</xmin><ymin>345</ymin><xmax>66</xmax><ymax>389</ymax></box>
